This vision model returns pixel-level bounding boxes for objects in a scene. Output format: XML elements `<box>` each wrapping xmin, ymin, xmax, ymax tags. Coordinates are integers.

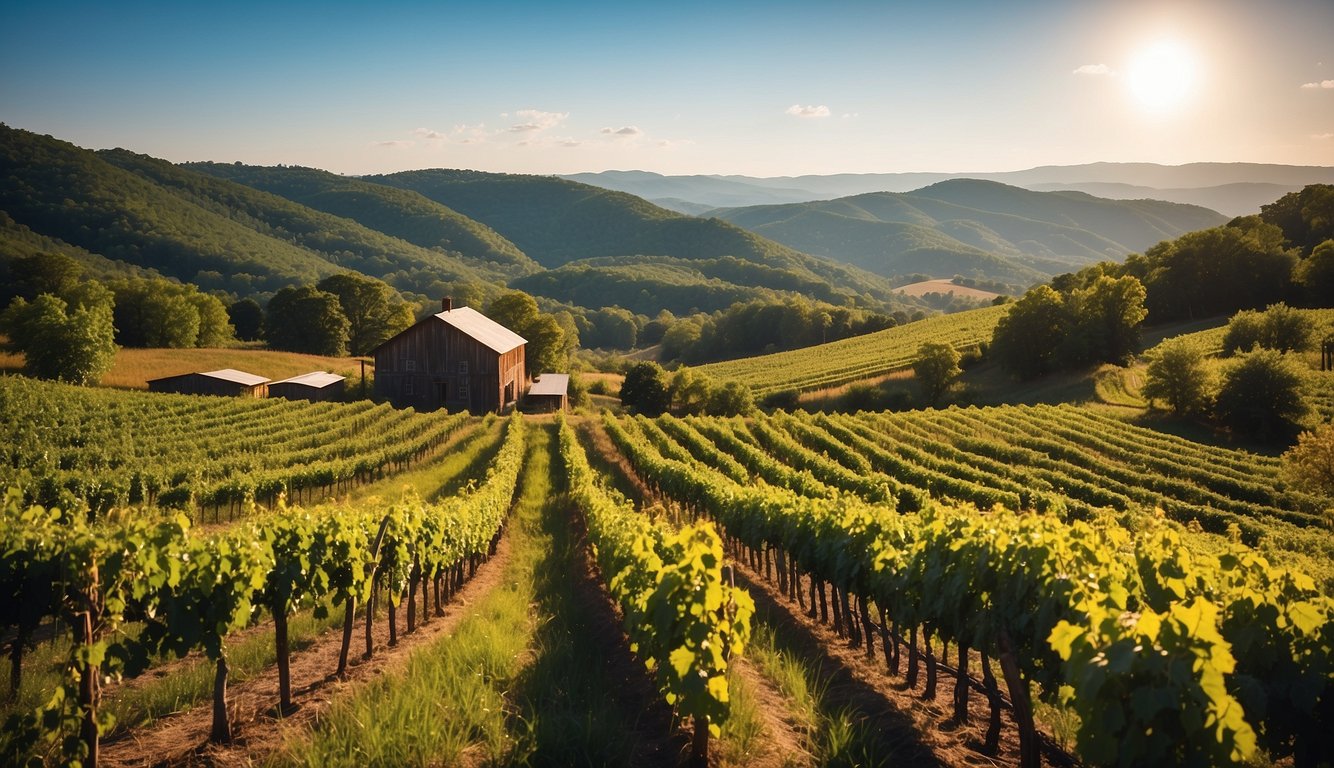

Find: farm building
<box><xmin>372</xmin><ymin>299</ymin><xmax>526</xmax><ymax>414</ymax></box>
<box><xmin>268</xmin><ymin>371</ymin><xmax>346</xmax><ymax>402</ymax></box>
<box><xmin>147</xmin><ymin>368</ymin><xmax>270</xmax><ymax>397</ymax></box>
<box><xmin>525</xmin><ymin>373</ymin><xmax>570</xmax><ymax>413</ymax></box>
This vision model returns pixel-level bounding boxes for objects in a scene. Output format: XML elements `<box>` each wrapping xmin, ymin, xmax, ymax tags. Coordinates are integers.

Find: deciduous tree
<box><xmin>1214</xmin><ymin>349</ymin><xmax>1310</xmax><ymax>442</ymax></box>
<box><xmin>0</xmin><ymin>283</ymin><xmax>117</xmax><ymax>385</ymax></box>
<box><xmin>1142</xmin><ymin>336</ymin><xmax>1214</xmax><ymax>416</ymax></box>
<box><xmin>913</xmin><ymin>341</ymin><xmax>962</xmax><ymax>405</ymax></box>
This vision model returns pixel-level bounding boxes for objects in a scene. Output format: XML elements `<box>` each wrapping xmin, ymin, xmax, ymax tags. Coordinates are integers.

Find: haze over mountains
<box><xmin>564</xmin><ymin>163</ymin><xmax>1334</xmax><ymax>218</ymax></box>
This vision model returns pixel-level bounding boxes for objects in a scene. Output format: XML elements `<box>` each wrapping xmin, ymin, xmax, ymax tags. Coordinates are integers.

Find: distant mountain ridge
<box><xmin>564</xmin><ymin>162</ymin><xmax>1334</xmax><ymax>217</ymax></box>
<box><xmin>703</xmin><ymin>179</ymin><xmax>1227</xmax><ymax>289</ymax></box>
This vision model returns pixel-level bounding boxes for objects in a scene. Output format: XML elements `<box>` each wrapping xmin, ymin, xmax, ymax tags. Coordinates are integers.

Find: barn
<box><xmin>525</xmin><ymin>373</ymin><xmax>570</xmax><ymax>413</ymax></box>
<box><xmin>371</xmin><ymin>299</ymin><xmax>526</xmax><ymax>414</ymax></box>
<box><xmin>269</xmin><ymin>371</ymin><xmax>346</xmax><ymax>402</ymax></box>
<box><xmin>147</xmin><ymin>368</ymin><xmax>270</xmax><ymax>397</ymax></box>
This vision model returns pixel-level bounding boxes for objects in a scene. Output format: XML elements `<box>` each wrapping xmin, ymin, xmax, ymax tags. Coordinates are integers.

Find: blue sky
<box><xmin>2</xmin><ymin>0</ymin><xmax>1331</xmax><ymax>176</ymax></box>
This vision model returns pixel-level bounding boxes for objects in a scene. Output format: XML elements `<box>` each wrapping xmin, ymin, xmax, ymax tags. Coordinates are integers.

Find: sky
<box><xmin>2</xmin><ymin>0</ymin><xmax>1332</xmax><ymax>177</ymax></box>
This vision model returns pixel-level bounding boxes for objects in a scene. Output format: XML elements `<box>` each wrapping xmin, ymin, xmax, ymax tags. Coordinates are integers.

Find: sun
<box><xmin>1125</xmin><ymin>39</ymin><xmax>1198</xmax><ymax>114</ymax></box>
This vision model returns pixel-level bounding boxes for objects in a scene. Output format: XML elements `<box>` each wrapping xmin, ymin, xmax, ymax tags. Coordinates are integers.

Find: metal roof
<box><xmin>200</xmin><ymin>369</ymin><xmax>270</xmax><ymax>386</ymax></box>
<box><xmin>527</xmin><ymin>373</ymin><xmax>569</xmax><ymax>397</ymax></box>
<box><xmin>434</xmin><ymin>306</ymin><xmax>526</xmax><ymax>354</ymax></box>
<box><xmin>269</xmin><ymin>371</ymin><xmax>346</xmax><ymax>388</ymax></box>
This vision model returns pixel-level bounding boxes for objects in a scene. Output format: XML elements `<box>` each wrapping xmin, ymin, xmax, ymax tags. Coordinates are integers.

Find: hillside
<box><xmin>184</xmin><ymin>162</ymin><xmax>540</xmax><ymax>278</ymax></box>
<box><xmin>363</xmin><ymin>168</ymin><xmax>912</xmax><ymax>309</ymax></box>
<box><xmin>706</xmin><ymin>180</ymin><xmax>1227</xmax><ymax>288</ymax></box>
<box><xmin>0</xmin><ymin>126</ymin><xmax>503</xmax><ymax>300</ymax></box>
<box><xmin>697</xmin><ymin>303</ymin><xmax>1010</xmax><ymax>395</ymax></box>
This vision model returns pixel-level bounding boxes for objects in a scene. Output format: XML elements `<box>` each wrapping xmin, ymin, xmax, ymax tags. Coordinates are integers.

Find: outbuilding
<box><xmin>268</xmin><ymin>371</ymin><xmax>346</xmax><ymax>402</ymax></box>
<box><xmin>525</xmin><ymin>373</ymin><xmax>570</xmax><ymax>413</ymax></box>
<box><xmin>371</xmin><ymin>298</ymin><xmax>526</xmax><ymax>414</ymax></box>
<box><xmin>147</xmin><ymin>368</ymin><xmax>270</xmax><ymax>397</ymax></box>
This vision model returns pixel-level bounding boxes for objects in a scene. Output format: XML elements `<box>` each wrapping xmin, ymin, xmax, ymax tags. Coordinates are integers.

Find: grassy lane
<box><xmin>270</xmin><ymin>422</ymin><xmax>679</xmax><ymax>767</ymax></box>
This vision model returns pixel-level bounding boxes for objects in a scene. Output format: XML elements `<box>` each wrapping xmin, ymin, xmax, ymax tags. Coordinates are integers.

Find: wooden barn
<box><xmin>147</xmin><ymin>368</ymin><xmax>270</xmax><ymax>397</ymax></box>
<box><xmin>269</xmin><ymin>371</ymin><xmax>346</xmax><ymax>402</ymax></box>
<box><xmin>525</xmin><ymin>373</ymin><xmax>570</xmax><ymax>413</ymax></box>
<box><xmin>371</xmin><ymin>299</ymin><xmax>526</xmax><ymax>414</ymax></box>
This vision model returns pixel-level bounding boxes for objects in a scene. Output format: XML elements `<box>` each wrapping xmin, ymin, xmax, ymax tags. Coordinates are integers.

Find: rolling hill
<box><xmin>567</xmin><ymin>162</ymin><xmax>1334</xmax><ymax>216</ymax></box>
<box><xmin>363</xmin><ymin>168</ymin><xmax>915</xmax><ymax>309</ymax></box>
<box><xmin>704</xmin><ymin>180</ymin><xmax>1227</xmax><ymax>289</ymax></box>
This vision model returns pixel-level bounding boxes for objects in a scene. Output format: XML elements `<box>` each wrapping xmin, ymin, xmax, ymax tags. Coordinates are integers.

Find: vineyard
<box><xmin>2</xmin><ymin>376</ymin><xmax>1331</xmax><ymax>767</ymax></box>
<box><xmin>695</xmin><ymin>303</ymin><xmax>1008</xmax><ymax>395</ymax></box>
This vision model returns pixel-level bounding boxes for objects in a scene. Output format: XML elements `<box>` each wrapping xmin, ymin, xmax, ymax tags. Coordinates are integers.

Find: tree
<box><xmin>227</xmin><ymin>298</ymin><xmax>264</xmax><ymax>341</ymax></box>
<box><xmin>913</xmin><ymin>341</ymin><xmax>961</xmax><ymax>405</ymax></box>
<box><xmin>1222</xmin><ymin>303</ymin><xmax>1317</xmax><ymax>356</ymax></box>
<box><xmin>317</xmin><ymin>273</ymin><xmax>413</xmax><ymax>356</ymax></box>
<box><xmin>1142</xmin><ymin>336</ymin><xmax>1214</xmax><ymax>416</ymax></box>
<box><xmin>1259</xmin><ymin>184</ymin><xmax>1334</xmax><ymax>256</ymax></box>
<box><xmin>1140</xmin><ymin>220</ymin><xmax>1297</xmax><ymax>321</ymax></box>
<box><xmin>4</xmin><ymin>252</ymin><xmax>82</xmax><ymax>304</ymax></box>
<box><xmin>191</xmin><ymin>293</ymin><xmax>235</xmax><ymax>348</ymax></box>
<box><xmin>668</xmin><ymin>368</ymin><xmax>714</xmax><ymax>414</ymax></box>
<box><xmin>1295</xmin><ymin>240</ymin><xmax>1334</xmax><ymax>307</ymax></box>
<box><xmin>486</xmin><ymin>290</ymin><xmax>573</xmax><ymax>376</ymax></box>
<box><xmin>0</xmin><ymin>283</ymin><xmax>117</xmax><ymax>385</ymax></box>
<box><xmin>1213</xmin><ymin>349</ymin><xmax>1310</xmax><ymax>442</ymax></box>
<box><xmin>1280</xmin><ymin>422</ymin><xmax>1334</xmax><ymax>500</ymax></box>
<box><xmin>991</xmin><ymin>285</ymin><xmax>1069</xmax><ymax>379</ymax></box>
<box><xmin>1065</xmin><ymin>275</ymin><xmax>1147</xmax><ymax>365</ymax></box>
<box><xmin>265</xmin><ymin>286</ymin><xmax>349</xmax><ymax>356</ymax></box>
<box><xmin>108</xmin><ymin>278</ymin><xmax>235</xmax><ymax>348</ymax></box>
<box><xmin>705</xmin><ymin>380</ymin><xmax>755</xmax><ymax>416</ymax></box>
<box><xmin>620</xmin><ymin>361</ymin><xmax>669</xmax><ymax>415</ymax></box>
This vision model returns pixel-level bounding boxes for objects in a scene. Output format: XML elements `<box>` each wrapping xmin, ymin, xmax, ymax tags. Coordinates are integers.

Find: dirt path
<box><xmin>100</xmin><ymin>531</ymin><xmax>516</xmax><ymax>767</ymax></box>
<box><xmin>734</xmin><ymin>562</ymin><xmax>1030</xmax><ymax>768</ymax></box>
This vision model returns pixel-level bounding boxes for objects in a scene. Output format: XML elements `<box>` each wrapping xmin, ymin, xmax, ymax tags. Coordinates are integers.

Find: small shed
<box><xmin>269</xmin><ymin>371</ymin><xmax>346</xmax><ymax>402</ymax></box>
<box><xmin>147</xmin><ymin>368</ymin><xmax>270</xmax><ymax>397</ymax></box>
<box><xmin>526</xmin><ymin>373</ymin><xmax>570</xmax><ymax>413</ymax></box>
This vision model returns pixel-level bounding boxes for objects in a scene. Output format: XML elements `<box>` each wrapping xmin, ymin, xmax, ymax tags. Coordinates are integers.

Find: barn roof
<box><xmin>527</xmin><ymin>373</ymin><xmax>569</xmax><ymax>397</ymax></box>
<box><xmin>204</xmin><ymin>369</ymin><xmax>270</xmax><ymax>386</ymax></box>
<box><xmin>270</xmin><ymin>371</ymin><xmax>345</xmax><ymax>388</ymax></box>
<box><xmin>434</xmin><ymin>306</ymin><xmax>526</xmax><ymax>354</ymax></box>
<box><xmin>149</xmin><ymin>368</ymin><xmax>270</xmax><ymax>387</ymax></box>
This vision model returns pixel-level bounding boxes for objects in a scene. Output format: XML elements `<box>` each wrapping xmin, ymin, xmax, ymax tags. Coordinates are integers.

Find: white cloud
<box><xmin>508</xmin><ymin>109</ymin><xmax>568</xmax><ymax>132</ymax></box>
<box><xmin>413</xmin><ymin>127</ymin><xmax>447</xmax><ymax>140</ymax></box>
<box><xmin>373</xmin><ymin>140</ymin><xmax>414</xmax><ymax>148</ymax></box>
<box><xmin>600</xmin><ymin>126</ymin><xmax>643</xmax><ymax>137</ymax></box>
<box><xmin>786</xmin><ymin>104</ymin><xmax>831</xmax><ymax>118</ymax></box>
<box><xmin>1313</xmin><ymin>132</ymin><xmax>1334</xmax><ymax>140</ymax></box>
<box><xmin>1073</xmin><ymin>63</ymin><xmax>1114</xmax><ymax>76</ymax></box>
<box><xmin>1300</xmin><ymin>79</ymin><xmax>1334</xmax><ymax>89</ymax></box>
<box><xmin>560</xmin><ymin>139</ymin><xmax>582</xmax><ymax>148</ymax></box>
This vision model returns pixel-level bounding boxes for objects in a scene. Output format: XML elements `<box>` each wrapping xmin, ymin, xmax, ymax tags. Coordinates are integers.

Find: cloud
<box><xmin>1300</xmin><ymin>79</ymin><xmax>1334</xmax><ymax>89</ymax></box>
<box><xmin>508</xmin><ymin>109</ymin><xmax>568</xmax><ymax>132</ymax></box>
<box><xmin>413</xmin><ymin>128</ymin><xmax>447</xmax><ymax>140</ymax></box>
<box><xmin>1073</xmin><ymin>63</ymin><xmax>1114</xmax><ymax>76</ymax></box>
<box><xmin>786</xmin><ymin>104</ymin><xmax>831</xmax><ymax>118</ymax></box>
<box><xmin>1314</xmin><ymin>132</ymin><xmax>1334</xmax><ymax>140</ymax></box>
<box><xmin>560</xmin><ymin>139</ymin><xmax>582</xmax><ymax>148</ymax></box>
<box><xmin>600</xmin><ymin>126</ymin><xmax>643</xmax><ymax>137</ymax></box>
<box><xmin>373</xmin><ymin>140</ymin><xmax>414</xmax><ymax>148</ymax></box>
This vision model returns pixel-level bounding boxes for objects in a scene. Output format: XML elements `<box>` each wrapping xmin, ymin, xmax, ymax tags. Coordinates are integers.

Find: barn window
<box><xmin>457</xmin><ymin>382</ymin><xmax>469</xmax><ymax>400</ymax></box>
<box><xmin>458</xmin><ymin>361</ymin><xmax>469</xmax><ymax>374</ymax></box>
<box><xmin>405</xmin><ymin>359</ymin><xmax>416</xmax><ymax>372</ymax></box>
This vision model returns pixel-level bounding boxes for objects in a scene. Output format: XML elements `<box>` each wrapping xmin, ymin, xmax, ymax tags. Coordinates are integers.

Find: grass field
<box><xmin>0</xmin><ymin>344</ymin><xmax>367</xmax><ymax>390</ymax></box>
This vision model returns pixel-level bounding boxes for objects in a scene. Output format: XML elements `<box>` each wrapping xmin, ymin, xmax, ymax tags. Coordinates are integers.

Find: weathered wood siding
<box><xmin>147</xmin><ymin>374</ymin><xmax>265</xmax><ymax>398</ymax></box>
<box><xmin>269</xmin><ymin>380</ymin><xmax>346</xmax><ymax>402</ymax></box>
<box><xmin>373</xmin><ymin>319</ymin><xmax>524</xmax><ymax>414</ymax></box>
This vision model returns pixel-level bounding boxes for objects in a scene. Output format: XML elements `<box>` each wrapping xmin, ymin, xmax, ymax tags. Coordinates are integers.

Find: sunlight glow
<box><xmin>1125</xmin><ymin>39</ymin><xmax>1198</xmax><ymax>115</ymax></box>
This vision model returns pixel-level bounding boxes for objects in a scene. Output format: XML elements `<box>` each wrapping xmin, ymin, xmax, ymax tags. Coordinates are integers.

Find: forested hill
<box><xmin>0</xmin><ymin>126</ymin><xmax>503</xmax><ymax>299</ymax></box>
<box><xmin>706</xmin><ymin>179</ymin><xmax>1228</xmax><ymax>290</ymax></box>
<box><xmin>363</xmin><ymin>168</ymin><xmax>910</xmax><ymax>308</ymax></box>
<box><xmin>184</xmin><ymin>162</ymin><xmax>541</xmax><ymax>278</ymax></box>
